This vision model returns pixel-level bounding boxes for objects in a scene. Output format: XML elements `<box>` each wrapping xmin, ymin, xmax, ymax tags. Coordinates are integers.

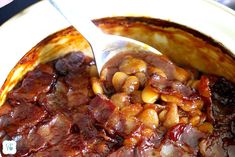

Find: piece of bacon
<box><xmin>149</xmin><ymin>74</ymin><xmax>199</xmax><ymax>101</ymax></box>
<box><xmin>0</xmin><ymin>103</ymin><xmax>46</xmax><ymax>135</ymax></box>
<box><xmin>89</xmin><ymin>94</ymin><xmax>116</xmax><ymax>124</ymax></box>
<box><xmin>55</xmin><ymin>52</ymin><xmax>85</xmax><ymax>75</ymax></box>
<box><xmin>37</xmin><ymin>113</ymin><xmax>72</xmax><ymax>145</ymax></box>
<box><xmin>163</xmin><ymin>124</ymin><xmax>205</xmax><ymax>155</ymax></box>
<box><xmin>8</xmin><ymin>70</ymin><xmax>56</xmax><ymax>103</ymax></box>
<box><xmin>8</xmin><ymin>113</ymin><xmax>71</xmax><ymax>156</ymax></box>
<box><xmin>33</xmin><ymin>134</ymin><xmax>85</xmax><ymax>157</ymax></box>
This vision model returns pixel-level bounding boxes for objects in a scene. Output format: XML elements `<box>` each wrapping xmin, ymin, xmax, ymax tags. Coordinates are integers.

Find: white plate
<box><xmin>0</xmin><ymin>0</ymin><xmax>235</xmax><ymax>87</ymax></box>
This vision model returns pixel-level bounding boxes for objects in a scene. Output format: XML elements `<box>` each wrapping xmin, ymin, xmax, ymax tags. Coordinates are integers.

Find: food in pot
<box><xmin>0</xmin><ymin>50</ymin><xmax>234</xmax><ymax>157</ymax></box>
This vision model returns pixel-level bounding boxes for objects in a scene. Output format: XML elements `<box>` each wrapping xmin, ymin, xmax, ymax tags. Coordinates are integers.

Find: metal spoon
<box><xmin>49</xmin><ymin>0</ymin><xmax>162</xmax><ymax>74</ymax></box>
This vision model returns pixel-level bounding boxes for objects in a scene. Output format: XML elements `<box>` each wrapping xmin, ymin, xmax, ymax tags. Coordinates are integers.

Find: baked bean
<box><xmin>143</xmin><ymin>103</ymin><xmax>165</xmax><ymax>113</ymax></box>
<box><xmin>159</xmin><ymin>109</ymin><xmax>167</xmax><ymax>122</ymax></box>
<box><xmin>112</xmin><ymin>72</ymin><xmax>128</xmax><ymax>91</ymax></box>
<box><xmin>189</xmin><ymin>109</ymin><xmax>202</xmax><ymax>117</ymax></box>
<box><xmin>135</xmin><ymin>72</ymin><xmax>147</xmax><ymax>87</ymax></box>
<box><xmin>91</xmin><ymin>77</ymin><xmax>103</xmax><ymax>94</ymax></box>
<box><xmin>142</xmin><ymin>86</ymin><xmax>159</xmax><ymax>104</ymax></box>
<box><xmin>111</xmin><ymin>93</ymin><xmax>130</xmax><ymax>108</ymax></box>
<box><xmin>163</xmin><ymin>103</ymin><xmax>179</xmax><ymax>128</ymax></box>
<box><xmin>89</xmin><ymin>65</ymin><xmax>99</xmax><ymax>77</ymax></box>
<box><xmin>180</xmin><ymin>102</ymin><xmax>194</xmax><ymax>112</ymax></box>
<box><xmin>121</xmin><ymin>103</ymin><xmax>143</xmax><ymax>117</ymax></box>
<box><xmin>195</xmin><ymin>99</ymin><xmax>204</xmax><ymax>110</ymax></box>
<box><xmin>179</xmin><ymin>117</ymin><xmax>189</xmax><ymax>124</ymax></box>
<box><xmin>122</xmin><ymin>76</ymin><xmax>140</xmax><ymax>94</ymax></box>
<box><xmin>198</xmin><ymin>122</ymin><xmax>213</xmax><ymax>134</ymax></box>
<box><xmin>189</xmin><ymin>115</ymin><xmax>200</xmax><ymax>126</ymax></box>
<box><xmin>138</xmin><ymin>108</ymin><xmax>159</xmax><ymax>129</ymax></box>
<box><xmin>161</xmin><ymin>94</ymin><xmax>182</xmax><ymax>104</ymax></box>
<box><xmin>100</xmin><ymin>67</ymin><xmax>108</xmax><ymax>81</ymax></box>
<box><xmin>148</xmin><ymin>66</ymin><xmax>167</xmax><ymax>78</ymax></box>
<box><xmin>119</xmin><ymin>57</ymin><xmax>147</xmax><ymax>74</ymax></box>
<box><xmin>178</xmin><ymin>100</ymin><xmax>203</xmax><ymax>112</ymax></box>
<box><xmin>199</xmin><ymin>113</ymin><xmax>207</xmax><ymax>124</ymax></box>
<box><xmin>174</xmin><ymin>66</ymin><xmax>190</xmax><ymax>82</ymax></box>
<box><xmin>187</xmin><ymin>80</ymin><xmax>200</xmax><ymax>89</ymax></box>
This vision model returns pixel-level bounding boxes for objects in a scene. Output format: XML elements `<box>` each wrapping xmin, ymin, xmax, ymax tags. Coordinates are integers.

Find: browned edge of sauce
<box><xmin>94</xmin><ymin>17</ymin><xmax>235</xmax><ymax>59</ymax></box>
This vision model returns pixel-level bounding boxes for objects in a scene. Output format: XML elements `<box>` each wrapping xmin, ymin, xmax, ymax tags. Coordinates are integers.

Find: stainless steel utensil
<box><xmin>49</xmin><ymin>0</ymin><xmax>162</xmax><ymax>74</ymax></box>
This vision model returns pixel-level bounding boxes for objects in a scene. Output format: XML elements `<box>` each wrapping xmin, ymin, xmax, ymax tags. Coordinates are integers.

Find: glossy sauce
<box><xmin>0</xmin><ymin>51</ymin><xmax>234</xmax><ymax>157</ymax></box>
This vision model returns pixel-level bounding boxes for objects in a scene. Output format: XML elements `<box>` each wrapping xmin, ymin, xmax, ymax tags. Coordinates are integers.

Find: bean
<box><xmin>187</xmin><ymin>80</ymin><xmax>200</xmax><ymax>89</ymax></box>
<box><xmin>178</xmin><ymin>100</ymin><xmax>203</xmax><ymax>112</ymax></box>
<box><xmin>138</xmin><ymin>108</ymin><xmax>159</xmax><ymax>129</ymax></box>
<box><xmin>119</xmin><ymin>57</ymin><xmax>147</xmax><ymax>74</ymax></box>
<box><xmin>174</xmin><ymin>66</ymin><xmax>190</xmax><ymax>82</ymax></box>
<box><xmin>122</xmin><ymin>76</ymin><xmax>140</xmax><ymax>94</ymax></box>
<box><xmin>189</xmin><ymin>115</ymin><xmax>200</xmax><ymax>126</ymax></box>
<box><xmin>148</xmin><ymin>66</ymin><xmax>167</xmax><ymax>78</ymax></box>
<box><xmin>135</xmin><ymin>72</ymin><xmax>147</xmax><ymax>87</ymax></box>
<box><xmin>179</xmin><ymin>117</ymin><xmax>189</xmax><ymax>124</ymax></box>
<box><xmin>161</xmin><ymin>94</ymin><xmax>182</xmax><ymax>104</ymax></box>
<box><xmin>111</xmin><ymin>92</ymin><xmax>130</xmax><ymax>108</ymax></box>
<box><xmin>143</xmin><ymin>103</ymin><xmax>164</xmax><ymax>111</ymax></box>
<box><xmin>195</xmin><ymin>99</ymin><xmax>204</xmax><ymax>110</ymax></box>
<box><xmin>89</xmin><ymin>65</ymin><xmax>98</xmax><ymax>77</ymax></box>
<box><xmin>91</xmin><ymin>77</ymin><xmax>103</xmax><ymax>94</ymax></box>
<box><xmin>200</xmin><ymin>113</ymin><xmax>207</xmax><ymax>124</ymax></box>
<box><xmin>189</xmin><ymin>109</ymin><xmax>202</xmax><ymax>117</ymax></box>
<box><xmin>178</xmin><ymin>103</ymin><xmax>193</xmax><ymax>112</ymax></box>
<box><xmin>142</xmin><ymin>86</ymin><xmax>159</xmax><ymax>104</ymax></box>
<box><xmin>121</xmin><ymin>103</ymin><xmax>143</xmax><ymax>117</ymax></box>
<box><xmin>198</xmin><ymin>122</ymin><xmax>213</xmax><ymax>134</ymax></box>
<box><xmin>112</xmin><ymin>72</ymin><xmax>128</xmax><ymax>91</ymax></box>
<box><xmin>163</xmin><ymin>103</ymin><xmax>179</xmax><ymax>128</ymax></box>
<box><xmin>159</xmin><ymin>109</ymin><xmax>167</xmax><ymax>122</ymax></box>
<box><xmin>100</xmin><ymin>67</ymin><xmax>108</xmax><ymax>81</ymax></box>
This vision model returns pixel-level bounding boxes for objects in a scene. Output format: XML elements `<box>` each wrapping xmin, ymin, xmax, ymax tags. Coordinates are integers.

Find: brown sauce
<box><xmin>0</xmin><ymin>51</ymin><xmax>234</xmax><ymax>157</ymax></box>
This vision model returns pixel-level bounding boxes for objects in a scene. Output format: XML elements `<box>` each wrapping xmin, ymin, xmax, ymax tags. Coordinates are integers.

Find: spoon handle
<box><xmin>49</xmin><ymin>0</ymin><xmax>105</xmax><ymax>47</ymax></box>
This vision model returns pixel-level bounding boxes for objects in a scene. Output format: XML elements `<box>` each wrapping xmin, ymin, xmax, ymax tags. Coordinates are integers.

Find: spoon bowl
<box><xmin>49</xmin><ymin>0</ymin><xmax>162</xmax><ymax>74</ymax></box>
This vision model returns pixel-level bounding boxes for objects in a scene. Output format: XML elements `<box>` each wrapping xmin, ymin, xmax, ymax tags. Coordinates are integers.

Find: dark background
<box><xmin>0</xmin><ymin>0</ymin><xmax>235</xmax><ymax>25</ymax></box>
<box><xmin>0</xmin><ymin>0</ymin><xmax>39</xmax><ymax>25</ymax></box>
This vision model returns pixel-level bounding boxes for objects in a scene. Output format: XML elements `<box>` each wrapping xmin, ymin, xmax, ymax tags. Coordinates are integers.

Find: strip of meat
<box><xmin>37</xmin><ymin>113</ymin><xmax>72</xmax><ymax>145</ymax></box>
<box><xmin>10</xmin><ymin>113</ymin><xmax>72</xmax><ymax>156</ymax></box>
<box><xmin>72</xmin><ymin>112</ymin><xmax>98</xmax><ymax>139</ymax></box>
<box><xmin>162</xmin><ymin>124</ymin><xmax>205</xmax><ymax>156</ymax></box>
<box><xmin>33</xmin><ymin>134</ymin><xmax>84</xmax><ymax>157</ymax></box>
<box><xmin>149</xmin><ymin>74</ymin><xmax>199</xmax><ymax>100</ymax></box>
<box><xmin>0</xmin><ymin>103</ymin><xmax>46</xmax><ymax>135</ymax></box>
<box><xmin>55</xmin><ymin>52</ymin><xmax>85</xmax><ymax>75</ymax></box>
<box><xmin>89</xmin><ymin>94</ymin><xmax>116</xmax><ymax>124</ymax></box>
<box><xmin>8</xmin><ymin>69</ymin><xmax>56</xmax><ymax>103</ymax></box>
